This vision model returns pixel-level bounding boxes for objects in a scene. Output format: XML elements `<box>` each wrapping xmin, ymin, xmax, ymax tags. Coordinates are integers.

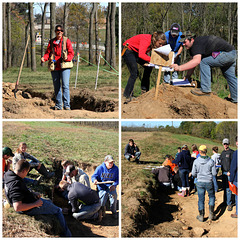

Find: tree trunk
<box><xmin>7</xmin><ymin>3</ymin><xmax>12</xmax><ymax>68</ymax></box>
<box><xmin>29</xmin><ymin>3</ymin><xmax>36</xmax><ymax>71</ymax></box>
<box><xmin>110</xmin><ymin>3</ymin><xmax>116</xmax><ymax>69</ymax></box>
<box><xmin>95</xmin><ymin>6</ymin><xmax>99</xmax><ymax>64</ymax></box>
<box><xmin>105</xmin><ymin>3</ymin><xmax>111</xmax><ymax>64</ymax></box>
<box><xmin>89</xmin><ymin>3</ymin><xmax>97</xmax><ymax>64</ymax></box>
<box><xmin>25</xmin><ymin>22</ymin><xmax>30</xmax><ymax>68</ymax></box>
<box><xmin>228</xmin><ymin>3</ymin><xmax>232</xmax><ymax>45</ymax></box>
<box><xmin>50</xmin><ymin>3</ymin><xmax>56</xmax><ymax>39</ymax></box>
<box><xmin>41</xmin><ymin>3</ymin><xmax>48</xmax><ymax>67</ymax></box>
<box><xmin>2</xmin><ymin>3</ymin><xmax>7</xmax><ymax>70</ymax></box>
<box><xmin>63</xmin><ymin>3</ymin><xmax>70</xmax><ymax>36</ymax></box>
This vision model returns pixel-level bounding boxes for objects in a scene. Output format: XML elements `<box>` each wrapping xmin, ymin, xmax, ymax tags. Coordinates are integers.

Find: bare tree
<box><xmin>89</xmin><ymin>3</ymin><xmax>97</xmax><ymax>64</ymax></box>
<box><xmin>2</xmin><ymin>3</ymin><xmax>7</xmax><ymax>70</ymax></box>
<box><xmin>105</xmin><ymin>3</ymin><xmax>111</xmax><ymax>64</ymax></box>
<box><xmin>29</xmin><ymin>3</ymin><xmax>36</xmax><ymax>71</ymax></box>
<box><xmin>95</xmin><ymin>6</ymin><xmax>99</xmax><ymax>64</ymax></box>
<box><xmin>41</xmin><ymin>3</ymin><xmax>48</xmax><ymax>67</ymax></box>
<box><xmin>63</xmin><ymin>3</ymin><xmax>70</xmax><ymax>36</ymax></box>
<box><xmin>50</xmin><ymin>3</ymin><xmax>56</xmax><ymax>39</ymax></box>
<box><xmin>110</xmin><ymin>3</ymin><xmax>116</xmax><ymax>68</ymax></box>
<box><xmin>7</xmin><ymin>3</ymin><xmax>12</xmax><ymax>68</ymax></box>
<box><xmin>25</xmin><ymin>22</ymin><xmax>30</xmax><ymax>68</ymax></box>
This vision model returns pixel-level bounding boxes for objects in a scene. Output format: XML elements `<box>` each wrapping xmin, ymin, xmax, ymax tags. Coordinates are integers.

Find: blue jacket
<box><xmin>165</xmin><ymin>30</ymin><xmax>183</xmax><ymax>53</ymax></box>
<box><xmin>91</xmin><ymin>162</ymin><xmax>119</xmax><ymax>191</ymax></box>
<box><xmin>172</xmin><ymin>150</ymin><xmax>192</xmax><ymax>170</ymax></box>
<box><xmin>230</xmin><ymin>150</ymin><xmax>238</xmax><ymax>183</ymax></box>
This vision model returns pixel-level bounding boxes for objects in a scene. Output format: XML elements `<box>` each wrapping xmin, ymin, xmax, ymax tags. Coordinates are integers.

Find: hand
<box><xmin>189</xmin><ymin>172</ymin><xmax>192</xmax><ymax>177</ymax></box>
<box><xmin>227</xmin><ymin>172</ymin><xmax>230</xmax><ymax>176</ymax></box>
<box><xmin>170</xmin><ymin>64</ymin><xmax>180</xmax><ymax>71</ymax></box>
<box><xmin>109</xmin><ymin>185</ymin><xmax>116</xmax><ymax>192</ymax></box>
<box><xmin>94</xmin><ymin>179</ymin><xmax>98</xmax><ymax>185</ymax></box>
<box><xmin>35</xmin><ymin>199</ymin><xmax>43</xmax><ymax>208</ymax></box>
<box><xmin>34</xmin><ymin>192</ymin><xmax>41</xmax><ymax>199</ymax></box>
<box><xmin>41</xmin><ymin>57</ymin><xmax>46</xmax><ymax>63</ymax></box>
<box><xmin>132</xmin><ymin>155</ymin><xmax>135</xmax><ymax>158</ymax></box>
<box><xmin>134</xmin><ymin>143</ymin><xmax>137</xmax><ymax>147</ymax></box>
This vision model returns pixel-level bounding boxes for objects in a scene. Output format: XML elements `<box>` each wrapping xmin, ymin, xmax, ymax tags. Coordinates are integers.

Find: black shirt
<box><xmin>220</xmin><ymin>148</ymin><xmax>234</xmax><ymax>172</ymax></box>
<box><xmin>67</xmin><ymin>182</ymin><xmax>99</xmax><ymax>213</ymax></box>
<box><xmin>190</xmin><ymin>36</ymin><xmax>235</xmax><ymax>58</ymax></box>
<box><xmin>124</xmin><ymin>143</ymin><xmax>140</xmax><ymax>155</ymax></box>
<box><xmin>4</xmin><ymin>170</ymin><xmax>37</xmax><ymax>206</ymax></box>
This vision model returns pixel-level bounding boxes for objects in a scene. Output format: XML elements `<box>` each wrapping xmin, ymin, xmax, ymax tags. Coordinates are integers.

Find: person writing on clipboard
<box><xmin>91</xmin><ymin>155</ymin><xmax>119</xmax><ymax>219</ymax></box>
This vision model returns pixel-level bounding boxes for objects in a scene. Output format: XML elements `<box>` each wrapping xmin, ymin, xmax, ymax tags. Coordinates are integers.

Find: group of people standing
<box><xmin>3</xmin><ymin>144</ymin><xmax>119</xmax><ymax>237</ymax></box>
<box><xmin>122</xmin><ymin>23</ymin><xmax>237</xmax><ymax>103</ymax></box>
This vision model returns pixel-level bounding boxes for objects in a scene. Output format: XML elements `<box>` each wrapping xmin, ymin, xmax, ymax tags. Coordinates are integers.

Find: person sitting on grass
<box><xmin>59</xmin><ymin>180</ymin><xmax>102</xmax><ymax>222</ymax></box>
<box><xmin>91</xmin><ymin>155</ymin><xmax>119</xmax><ymax>219</ymax></box>
<box><xmin>4</xmin><ymin>160</ymin><xmax>71</xmax><ymax>237</ymax></box>
<box><xmin>124</xmin><ymin>139</ymin><xmax>141</xmax><ymax>163</ymax></box>
<box><xmin>13</xmin><ymin>142</ymin><xmax>55</xmax><ymax>183</ymax></box>
<box><xmin>2</xmin><ymin>147</ymin><xmax>14</xmax><ymax>178</ymax></box>
<box><xmin>192</xmin><ymin>145</ymin><xmax>217</xmax><ymax>222</ymax></box>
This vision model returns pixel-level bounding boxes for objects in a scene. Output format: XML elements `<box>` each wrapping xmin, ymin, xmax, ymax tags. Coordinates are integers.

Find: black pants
<box><xmin>123</xmin><ymin>49</ymin><xmax>152</xmax><ymax>98</ymax></box>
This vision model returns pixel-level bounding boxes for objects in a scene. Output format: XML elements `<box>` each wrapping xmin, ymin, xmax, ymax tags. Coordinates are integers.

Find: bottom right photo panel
<box><xmin>121</xmin><ymin>121</ymin><xmax>237</xmax><ymax>238</ymax></box>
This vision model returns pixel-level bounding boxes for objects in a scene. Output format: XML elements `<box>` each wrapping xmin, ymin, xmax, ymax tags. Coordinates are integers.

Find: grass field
<box><xmin>121</xmin><ymin>130</ymin><xmax>237</xmax><ymax>237</ymax></box>
<box><xmin>2</xmin><ymin>121</ymin><xmax>119</xmax><ymax>237</ymax></box>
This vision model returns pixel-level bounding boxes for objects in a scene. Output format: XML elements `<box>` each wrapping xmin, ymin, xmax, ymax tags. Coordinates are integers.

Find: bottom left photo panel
<box><xmin>2</xmin><ymin>121</ymin><xmax>119</xmax><ymax>238</ymax></box>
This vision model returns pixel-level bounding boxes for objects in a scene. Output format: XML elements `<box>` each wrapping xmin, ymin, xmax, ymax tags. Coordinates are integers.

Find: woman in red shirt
<box><xmin>122</xmin><ymin>32</ymin><xmax>166</xmax><ymax>99</ymax></box>
<box><xmin>41</xmin><ymin>25</ymin><xmax>74</xmax><ymax>110</ymax></box>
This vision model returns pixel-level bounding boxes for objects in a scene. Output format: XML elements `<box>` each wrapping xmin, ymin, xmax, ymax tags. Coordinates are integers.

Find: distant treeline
<box><xmin>122</xmin><ymin>121</ymin><xmax>237</xmax><ymax>144</ymax></box>
<box><xmin>65</xmin><ymin>121</ymin><xmax>119</xmax><ymax>131</ymax></box>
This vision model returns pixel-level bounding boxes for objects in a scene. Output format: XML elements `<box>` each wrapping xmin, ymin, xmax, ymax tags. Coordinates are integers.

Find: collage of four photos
<box><xmin>1</xmin><ymin>1</ymin><xmax>238</xmax><ymax>238</ymax></box>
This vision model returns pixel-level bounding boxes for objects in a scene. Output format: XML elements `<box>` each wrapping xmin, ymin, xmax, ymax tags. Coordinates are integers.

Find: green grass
<box><xmin>3</xmin><ymin>121</ymin><xmax>119</xmax><ymax>166</ymax></box>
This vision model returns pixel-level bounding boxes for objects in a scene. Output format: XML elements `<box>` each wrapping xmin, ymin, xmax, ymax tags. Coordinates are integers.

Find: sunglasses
<box><xmin>223</xmin><ymin>143</ymin><xmax>229</xmax><ymax>145</ymax></box>
<box><xmin>56</xmin><ymin>29</ymin><xmax>64</xmax><ymax>32</ymax></box>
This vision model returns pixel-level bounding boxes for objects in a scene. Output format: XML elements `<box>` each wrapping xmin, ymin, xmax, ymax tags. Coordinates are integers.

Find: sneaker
<box><xmin>227</xmin><ymin>205</ymin><xmax>233</xmax><ymax>211</ymax></box>
<box><xmin>64</xmin><ymin>107</ymin><xmax>71</xmax><ymax>110</ymax></box>
<box><xmin>54</xmin><ymin>106</ymin><xmax>62</xmax><ymax>110</ymax></box>
<box><xmin>224</xmin><ymin>97</ymin><xmax>237</xmax><ymax>104</ymax></box>
<box><xmin>231</xmin><ymin>213</ymin><xmax>238</xmax><ymax>218</ymax></box>
<box><xmin>141</xmin><ymin>89</ymin><xmax>147</xmax><ymax>95</ymax></box>
<box><xmin>191</xmin><ymin>88</ymin><xmax>211</xmax><ymax>96</ymax></box>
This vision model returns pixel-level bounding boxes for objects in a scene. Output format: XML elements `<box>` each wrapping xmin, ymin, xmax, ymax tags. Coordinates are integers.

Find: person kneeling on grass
<box><xmin>4</xmin><ymin>160</ymin><xmax>71</xmax><ymax>237</ymax></box>
<box><xmin>124</xmin><ymin>139</ymin><xmax>141</xmax><ymax>164</ymax></box>
<box><xmin>59</xmin><ymin>180</ymin><xmax>102</xmax><ymax>222</ymax></box>
<box><xmin>192</xmin><ymin>145</ymin><xmax>217</xmax><ymax>222</ymax></box>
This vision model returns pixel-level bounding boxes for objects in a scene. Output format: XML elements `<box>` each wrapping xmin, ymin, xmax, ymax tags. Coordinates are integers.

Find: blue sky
<box><xmin>121</xmin><ymin>121</ymin><xmax>182</xmax><ymax>128</ymax></box>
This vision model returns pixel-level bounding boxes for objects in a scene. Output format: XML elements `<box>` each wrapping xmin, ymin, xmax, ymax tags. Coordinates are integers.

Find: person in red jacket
<box><xmin>41</xmin><ymin>25</ymin><xmax>74</xmax><ymax>110</ymax></box>
<box><xmin>122</xmin><ymin>32</ymin><xmax>166</xmax><ymax>100</ymax></box>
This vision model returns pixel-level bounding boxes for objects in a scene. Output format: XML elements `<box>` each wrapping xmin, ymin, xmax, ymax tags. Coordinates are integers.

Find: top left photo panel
<box><xmin>2</xmin><ymin>2</ymin><xmax>119</xmax><ymax>119</ymax></box>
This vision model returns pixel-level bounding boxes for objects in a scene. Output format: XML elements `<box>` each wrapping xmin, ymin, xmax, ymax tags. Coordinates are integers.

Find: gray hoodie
<box><xmin>192</xmin><ymin>155</ymin><xmax>216</xmax><ymax>182</ymax></box>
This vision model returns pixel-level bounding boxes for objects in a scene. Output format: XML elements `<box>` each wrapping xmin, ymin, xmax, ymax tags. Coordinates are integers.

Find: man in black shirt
<box><xmin>59</xmin><ymin>181</ymin><xmax>102</xmax><ymax>221</ymax></box>
<box><xmin>4</xmin><ymin>160</ymin><xmax>71</xmax><ymax>237</ymax></box>
<box><xmin>220</xmin><ymin>138</ymin><xmax>234</xmax><ymax>211</ymax></box>
<box><xmin>171</xmin><ymin>31</ymin><xmax>237</xmax><ymax>103</ymax></box>
<box><xmin>124</xmin><ymin>139</ymin><xmax>141</xmax><ymax>163</ymax></box>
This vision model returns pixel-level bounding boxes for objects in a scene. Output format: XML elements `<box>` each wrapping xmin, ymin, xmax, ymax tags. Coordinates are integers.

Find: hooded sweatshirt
<box><xmin>91</xmin><ymin>162</ymin><xmax>119</xmax><ymax>191</ymax></box>
<box><xmin>192</xmin><ymin>155</ymin><xmax>216</xmax><ymax>182</ymax></box>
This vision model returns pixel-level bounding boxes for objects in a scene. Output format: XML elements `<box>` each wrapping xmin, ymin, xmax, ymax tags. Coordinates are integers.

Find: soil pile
<box><xmin>122</xmin><ymin>84</ymin><xmax>237</xmax><ymax>119</ymax></box>
<box><xmin>2</xmin><ymin>82</ymin><xmax>118</xmax><ymax>119</ymax></box>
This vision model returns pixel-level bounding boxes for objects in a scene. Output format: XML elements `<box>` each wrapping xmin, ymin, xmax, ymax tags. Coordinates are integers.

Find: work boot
<box><xmin>37</xmin><ymin>164</ymin><xmax>55</xmax><ymax>179</ymax></box>
<box><xmin>197</xmin><ymin>210</ymin><xmax>204</xmax><ymax>222</ymax></box>
<box><xmin>209</xmin><ymin>205</ymin><xmax>217</xmax><ymax>220</ymax></box>
<box><xmin>231</xmin><ymin>213</ymin><xmax>238</xmax><ymax>218</ymax></box>
<box><xmin>227</xmin><ymin>205</ymin><xmax>233</xmax><ymax>211</ymax></box>
<box><xmin>191</xmin><ymin>88</ymin><xmax>211</xmax><ymax>96</ymax></box>
<box><xmin>96</xmin><ymin>208</ymin><xmax>103</xmax><ymax>223</ymax></box>
<box><xmin>178</xmin><ymin>190</ymin><xmax>186</xmax><ymax>197</ymax></box>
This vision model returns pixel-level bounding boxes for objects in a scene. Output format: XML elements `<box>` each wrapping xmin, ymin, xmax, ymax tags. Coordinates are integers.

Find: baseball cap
<box><xmin>222</xmin><ymin>138</ymin><xmax>230</xmax><ymax>144</ymax></box>
<box><xmin>66</xmin><ymin>165</ymin><xmax>75</xmax><ymax>174</ymax></box>
<box><xmin>2</xmin><ymin>147</ymin><xmax>14</xmax><ymax>157</ymax></box>
<box><xmin>105</xmin><ymin>155</ymin><xmax>114</xmax><ymax>162</ymax></box>
<box><xmin>179</xmin><ymin>30</ymin><xmax>196</xmax><ymax>43</ymax></box>
<box><xmin>199</xmin><ymin>145</ymin><xmax>207</xmax><ymax>151</ymax></box>
<box><xmin>170</xmin><ymin>23</ymin><xmax>180</xmax><ymax>36</ymax></box>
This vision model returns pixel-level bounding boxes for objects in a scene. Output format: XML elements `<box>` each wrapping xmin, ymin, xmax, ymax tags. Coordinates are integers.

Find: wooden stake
<box><xmin>155</xmin><ymin>66</ymin><xmax>162</xmax><ymax>100</ymax></box>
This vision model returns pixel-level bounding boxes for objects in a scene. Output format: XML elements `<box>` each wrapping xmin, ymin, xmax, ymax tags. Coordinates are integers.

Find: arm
<box><xmin>112</xmin><ymin>166</ymin><xmax>119</xmax><ymax>186</ymax></box>
<box><xmin>13</xmin><ymin>199</ymin><xmax>43</xmax><ymax>212</ymax></box>
<box><xmin>91</xmin><ymin>166</ymin><xmax>100</xmax><ymax>184</ymax></box>
<box><xmin>230</xmin><ymin>151</ymin><xmax>237</xmax><ymax>183</ymax></box>
<box><xmin>66</xmin><ymin>39</ymin><xmax>74</xmax><ymax>61</ymax></box>
<box><xmin>174</xmin><ymin>45</ymin><xmax>183</xmax><ymax>62</ymax></box>
<box><xmin>171</xmin><ymin>54</ymin><xmax>202</xmax><ymax>71</ymax></box>
<box><xmin>138</xmin><ymin>35</ymin><xmax>151</xmax><ymax>62</ymax></box>
<box><xmin>41</xmin><ymin>41</ymin><xmax>51</xmax><ymax>62</ymax></box>
<box><xmin>24</xmin><ymin>152</ymin><xmax>40</xmax><ymax>163</ymax></box>
<box><xmin>191</xmin><ymin>162</ymin><xmax>197</xmax><ymax>178</ymax></box>
<box><xmin>68</xmin><ymin>196</ymin><xmax>78</xmax><ymax>213</ymax></box>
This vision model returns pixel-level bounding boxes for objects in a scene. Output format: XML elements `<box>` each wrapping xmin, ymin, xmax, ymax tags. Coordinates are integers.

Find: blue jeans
<box><xmin>124</xmin><ymin>152</ymin><xmax>141</xmax><ymax>162</ymax></box>
<box><xmin>222</xmin><ymin>172</ymin><xmax>232</xmax><ymax>206</ymax></box>
<box><xmin>99</xmin><ymin>189</ymin><xmax>117</xmax><ymax>214</ymax></box>
<box><xmin>51</xmin><ymin>69</ymin><xmax>71</xmax><ymax>109</ymax></box>
<box><xmin>213</xmin><ymin>175</ymin><xmax>218</xmax><ymax>192</ymax></box>
<box><xmin>197</xmin><ymin>181</ymin><xmax>215</xmax><ymax>211</ymax></box>
<box><xmin>199</xmin><ymin>50</ymin><xmax>237</xmax><ymax>102</ymax></box>
<box><xmin>123</xmin><ymin>49</ymin><xmax>153</xmax><ymax>98</ymax></box>
<box><xmin>20</xmin><ymin>198</ymin><xmax>71</xmax><ymax>237</ymax></box>
<box><xmin>72</xmin><ymin>201</ymin><xmax>101</xmax><ymax>220</ymax></box>
<box><xmin>233</xmin><ymin>181</ymin><xmax>238</xmax><ymax>215</ymax></box>
<box><xmin>23</xmin><ymin>177</ymin><xmax>36</xmax><ymax>185</ymax></box>
<box><xmin>164</xmin><ymin>53</ymin><xmax>180</xmax><ymax>83</ymax></box>
<box><xmin>179</xmin><ymin>169</ymin><xmax>190</xmax><ymax>188</ymax></box>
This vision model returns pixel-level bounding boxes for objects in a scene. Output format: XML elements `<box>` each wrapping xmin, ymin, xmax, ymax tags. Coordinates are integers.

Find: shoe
<box><xmin>231</xmin><ymin>213</ymin><xmax>238</xmax><ymax>218</ymax></box>
<box><xmin>224</xmin><ymin>97</ymin><xmax>237</xmax><ymax>104</ymax></box>
<box><xmin>178</xmin><ymin>190</ymin><xmax>186</xmax><ymax>197</ymax></box>
<box><xmin>227</xmin><ymin>205</ymin><xmax>233</xmax><ymax>211</ymax></box>
<box><xmin>191</xmin><ymin>88</ymin><xmax>211</xmax><ymax>96</ymax></box>
<box><xmin>209</xmin><ymin>205</ymin><xmax>217</xmax><ymax>220</ymax></box>
<box><xmin>96</xmin><ymin>208</ymin><xmax>103</xmax><ymax>222</ymax></box>
<box><xmin>141</xmin><ymin>89</ymin><xmax>147</xmax><ymax>95</ymax></box>
<box><xmin>101</xmin><ymin>206</ymin><xmax>106</xmax><ymax>217</ymax></box>
<box><xmin>36</xmin><ymin>175</ymin><xmax>44</xmax><ymax>184</ymax></box>
<box><xmin>196</xmin><ymin>210</ymin><xmax>204</xmax><ymax>222</ymax></box>
<box><xmin>64</xmin><ymin>107</ymin><xmax>71</xmax><ymax>110</ymax></box>
<box><xmin>112</xmin><ymin>212</ymin><xmax>118</xmax><ymax>219</ymax></box>
<box><xmin>54</xmin><ymin>106</ymin><xmax>62</xmax><ymax>110</ymax></box>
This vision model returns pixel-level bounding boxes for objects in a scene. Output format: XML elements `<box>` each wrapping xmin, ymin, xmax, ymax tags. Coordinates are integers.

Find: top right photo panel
<box><xmin>121</xmin><ymin>2</ymin><xmax>238</xmax><ymax>119</ymax></box>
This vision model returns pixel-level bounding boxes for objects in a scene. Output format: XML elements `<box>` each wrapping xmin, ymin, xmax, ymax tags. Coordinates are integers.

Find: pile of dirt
<box><xmin>2</xmin><ymin>82</ymin><xmax>118</xmax><ymax>119</ymax></box>
<box><xmin>122</xmin><ymin>84</ymin><xmax>237</xmax><ymax>119</ymax></box>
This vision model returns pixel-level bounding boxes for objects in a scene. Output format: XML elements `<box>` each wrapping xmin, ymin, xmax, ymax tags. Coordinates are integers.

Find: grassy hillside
<box><xmin>121</xmin><ymin>130</ymin><xmax>236</xmax><ymax>237</ymax></box>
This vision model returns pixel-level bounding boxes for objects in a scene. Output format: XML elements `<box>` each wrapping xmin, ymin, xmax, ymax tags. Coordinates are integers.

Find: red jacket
<box><xmin>123</xmin><ymin>34</ymin><xmax>152</xmax><ymax>62</ymax></box>
<box><xmin>43</xmin><ymin>37</ymin><xmax>74</xmax><ymax>71</ymax></box>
